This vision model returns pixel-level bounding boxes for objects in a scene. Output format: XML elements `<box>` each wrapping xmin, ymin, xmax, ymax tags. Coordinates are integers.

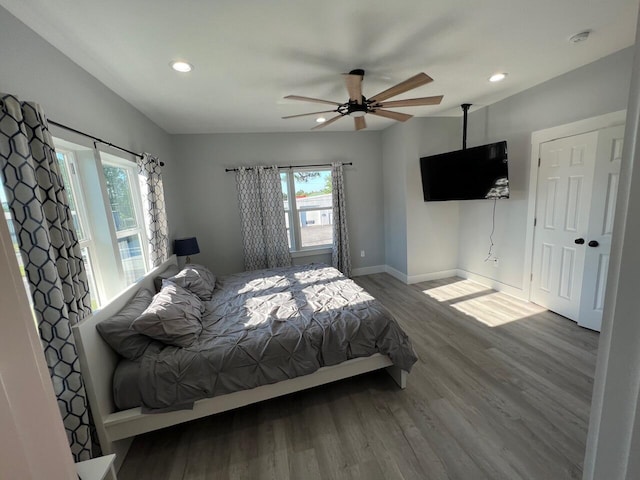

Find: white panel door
<box><xmin>578</xmin><ymin>125</ymin><xmax>624</xmax><ymax>330</ymax></box>
<box><xmin>531</xmin><ymin>131</ymin><xmax>598</xmax><ymax>320</ymax></box>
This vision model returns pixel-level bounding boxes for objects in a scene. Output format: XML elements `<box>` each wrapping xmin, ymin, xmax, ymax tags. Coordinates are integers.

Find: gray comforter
<box><xmin>136</xmin><ymin>264</ymin><xmax>417</xmax><ymax>411</ymax></box>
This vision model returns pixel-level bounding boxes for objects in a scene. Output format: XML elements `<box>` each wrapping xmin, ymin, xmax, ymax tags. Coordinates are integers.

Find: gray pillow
<box><xmin>153</xmin><ymin>264</ymin><xmax>181</xmax><ymax>293</ymax></box>
<box><xmin>131</xmin><ymin>282</ymin><xmax>203</xmax><ymax>348</ymax></box>
<box><xmin>95</xmin><ymin>288</ymin><xmax>161</xmax><ymax>360</ymax></box>
<box><xmin>166</xmin><ymin>264</ymin><xmax>216</xmax><ymax>301</ymax></box>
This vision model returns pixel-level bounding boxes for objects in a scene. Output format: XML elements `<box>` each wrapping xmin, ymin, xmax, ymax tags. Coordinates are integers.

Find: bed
<box><xmin>72</xmin><ymin>256</ymin><xmax>417</xmax><ymax>471</ymax></box>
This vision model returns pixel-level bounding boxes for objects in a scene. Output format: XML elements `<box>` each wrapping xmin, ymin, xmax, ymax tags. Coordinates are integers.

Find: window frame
<box><xmin>50</xmin><ymin>137</ymin><xmax>151</xmax><ymax>306</ymax></box>
<box><xmin>56</xmin><ymin>148</ymin><xmax>104</xmax><ymax>307</ymax></box>
<box><xmin>100</xmin><ymin>154</ymin><xmax>150</xmax><ymax>287</ymax></box>
<box><xmin>281</xmin><ymin>167</ymin><xmax>333</xmax><ymax>253</ymax></box>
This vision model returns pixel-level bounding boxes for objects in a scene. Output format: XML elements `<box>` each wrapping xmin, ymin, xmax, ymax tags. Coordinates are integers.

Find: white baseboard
<box><xmin>455</xmin><ymin>269</ymin><xmax>526</xmax><ymax>299</ymax></box>
<box><xmin>356</xmin><ymin>265</ymin><xmax>527</xmax><ymax>298</ymax></box>
<box><xmin>351</xmin><ymin>265</ymin><xmax>386</xmax><ymax>277</ymax></box>
<box><xmin>380</xmin><ymin>266</ymin><xmax>458</xmax><ymax>285</ymax></box>
<box><xmin>384</xmin><ymin>266</ymin><xmax>409</xmax><ymax>283</ymax></box>
<box><xmin>406</xmin><ymin>269</ymin><xmax>459</xmax><ymax>284</ymax></box>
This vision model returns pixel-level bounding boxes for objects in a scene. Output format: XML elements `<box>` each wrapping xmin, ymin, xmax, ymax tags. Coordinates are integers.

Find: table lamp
<box><xmin>174</xmin><ymin>237</ymin><xmax>200</xmax><ymax>264</ymax></box>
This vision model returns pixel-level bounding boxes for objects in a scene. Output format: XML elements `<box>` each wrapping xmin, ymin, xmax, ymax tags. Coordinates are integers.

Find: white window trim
<box><xmin>291</xmin><ymin>247</ymin><xmax>332</xmax><ymax>258</ymax></box>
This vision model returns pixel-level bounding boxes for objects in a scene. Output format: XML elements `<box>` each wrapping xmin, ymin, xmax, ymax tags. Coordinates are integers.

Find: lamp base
<box><xmin>186</xmin><ymin>255</ymin><xmax>191</xmax><ymax>264</ymax></box>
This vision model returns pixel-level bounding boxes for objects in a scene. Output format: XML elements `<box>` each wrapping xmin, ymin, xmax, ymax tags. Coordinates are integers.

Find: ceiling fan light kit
<box><xmin>283</xmin><ymin>69</ymin><xmax>443</xmax><ymax>131</ymax></box>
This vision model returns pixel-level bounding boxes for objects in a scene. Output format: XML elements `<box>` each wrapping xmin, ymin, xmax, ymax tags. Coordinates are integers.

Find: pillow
<box><xmin>96</xmin><ymin>288</ymin><xmax>160</xmax><ymax>360</ymax></box>
<box><xmin>131</xmin><ymin>282</ymin><xmax>203</xmax><ymax>348</ymax></box>
<box><xmin>153</xmin><ymin>264</ymin><xmax>181</xmax><ymax>293</ymax></box>
<box><xmin>165</xmin><ymin>263</ymin><xmax>216</xmax><ymax>301</ymax></box>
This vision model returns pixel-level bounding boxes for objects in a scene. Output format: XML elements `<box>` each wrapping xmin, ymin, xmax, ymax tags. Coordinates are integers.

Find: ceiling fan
<box><xmin>282</xmin><ymin>69</ymin><xmax>443</xmax><ymax>131</ymax></box>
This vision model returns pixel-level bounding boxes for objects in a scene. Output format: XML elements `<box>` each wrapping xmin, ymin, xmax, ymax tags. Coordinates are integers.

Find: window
<box><xmin>56</xmin><ymin>150</ymin><xmax>102</xmax><ymax>309</ymax></box>
<box><xmin>281</xmin><ymin>169</ymin><xmax>333</xmax><ymax>251</ymax></box>
<box><xmin>52</xmin><ymin>139</ymin><xmax>149</xmax><ymax>306</ymax></box>
<box><xmin>1</xmin><ymin>139</ymin><xmax>149</xmax><ymax>309</ymax></box>
<box><xmin>102</xmin><ymin>160</ymin><xmax>148</xmax><ymax>285</ymax></box>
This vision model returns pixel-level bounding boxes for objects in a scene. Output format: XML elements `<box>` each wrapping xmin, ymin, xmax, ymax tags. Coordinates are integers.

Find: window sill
<box><xmin>290</xmin><ymin>247</ymin><xmax>332</xmax><ymax>258</ymax></box>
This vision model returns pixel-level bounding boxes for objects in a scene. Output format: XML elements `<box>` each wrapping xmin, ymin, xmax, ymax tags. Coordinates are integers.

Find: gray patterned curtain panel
<box><xmin>138</xmin><ymin>152</ymin><xmax>169</xmax><ymax>267</ymax></box>
<box><xmin>331</xmin><ymin>162</ymin><xmax>352</xmax><ymax>277</ymax></box>
<box><xmin>0</xmin><ymin>94</ymin><xmax>94</xmax><ymax>461</ymax></box>
<box><xmin>235</xmin><ymin>166</ymin><xmax>291</xmax><ymax>270</ymax></box>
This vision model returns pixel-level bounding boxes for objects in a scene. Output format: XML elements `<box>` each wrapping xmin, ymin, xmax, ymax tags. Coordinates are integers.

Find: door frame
<box><xmin>523</xmin><ymin>110</ymin><xmax>626</xmax><ymax>301</ymax></box>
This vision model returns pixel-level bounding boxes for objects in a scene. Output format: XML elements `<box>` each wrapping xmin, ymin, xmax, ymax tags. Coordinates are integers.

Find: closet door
<box><xmin>530</xmin><ymin>131</ymin><xmax>598</xmax><ymax>321</ymax></box>
<box><xmin>530</xmin><ymin>126</ymin><xmax>624</xmax><ymax>331</ymax></box>
<box><xmin>577</xmin><ymin>125</ymin><xmax>624</xmax><ymax>331</ymax></box>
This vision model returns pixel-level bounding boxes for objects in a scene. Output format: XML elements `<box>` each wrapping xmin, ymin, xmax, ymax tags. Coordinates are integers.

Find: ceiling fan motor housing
<box><xmin>348</xmin><ymin>98</ymin><xmax>369</xmax><ymax>116</ymax></box>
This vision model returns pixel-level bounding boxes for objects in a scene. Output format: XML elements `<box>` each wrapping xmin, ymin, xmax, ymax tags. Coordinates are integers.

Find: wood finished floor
<box><xmin>118</xmin><ymin>274</ymin><xmax>599</xmax><ymax>480</ymax></box>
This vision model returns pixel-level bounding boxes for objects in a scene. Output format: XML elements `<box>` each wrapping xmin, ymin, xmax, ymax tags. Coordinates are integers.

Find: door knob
<box><xmin>574</xmin><ymin>238</ymin><xmax>585</xmax><ymax>245</ymax></box>
<box><xmin>588</xmin><ymin>240</ymin><xmax>599</xmax><ymax>247</ymax></box>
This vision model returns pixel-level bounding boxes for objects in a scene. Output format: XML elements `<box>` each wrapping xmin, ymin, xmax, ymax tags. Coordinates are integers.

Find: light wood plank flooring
<box><xmin>118</xmin><ymin>274</ymin><xmax>599</xmax><ymax>480</ymax></box>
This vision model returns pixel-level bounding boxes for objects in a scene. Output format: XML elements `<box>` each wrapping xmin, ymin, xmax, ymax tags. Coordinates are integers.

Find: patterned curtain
<box><xmin>137</xmin><ymin>152</ymin><xmax>169</xmax><ymax>267</ymax></box>
<box><xmin>331</xmin><ymin>162</ymin><xmax>351</xmax><ymax>277</ymax></box>
<box><xmin>0</xmin><ymin>93</ymin><xmax>94</xmax><ymax>461</ymax></box>
<box><xmin>236</xmin><ymin>166</ymin><xmax>291</xmax><ymax>270</ymax></box>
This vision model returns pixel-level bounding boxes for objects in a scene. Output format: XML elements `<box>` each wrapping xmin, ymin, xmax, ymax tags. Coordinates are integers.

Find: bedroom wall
<box><xmin>407</xmin><ymin>117</ymin><xmax>462</xmax><ymax>279</ymax></box>
<box><xmin>459</xmin><ymin>46</ymin><xmax>634</xmax><ymax>292</ymax></box>
<box><xmin>0</xmin><ymin>8</ymin><xmax>181</xmax><ymax>237</ymax></box>
<box><xmin>381</xmin><ymin>122</ymin><xmax>409</xmax><ymax>274</ymax></box>
<box><xmin>170</xmin><ymin>131</ymin><xmax>385</xmax><ymax>275</ymax></box>
<box><xmin>381</xmin><ymin>117</ymin><xmax>461</xmax><ymax>280</ymax></box>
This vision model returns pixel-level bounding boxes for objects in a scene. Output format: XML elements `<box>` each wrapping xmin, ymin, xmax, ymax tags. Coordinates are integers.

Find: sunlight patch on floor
<box><xmin>422</xmin><ymin>279</ymin><xmax>492</xmax><ymax>302</ymax></box>
<box><xmin>451</xmin><ymin>291</ymin><xmax>547</xmax><ymax>327</ymax></box>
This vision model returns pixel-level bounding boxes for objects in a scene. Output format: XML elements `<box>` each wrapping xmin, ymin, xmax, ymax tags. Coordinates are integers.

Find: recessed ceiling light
<box><xmin>170</xmin><ymin>61</ymin><xmax>193</xmax><ymax>73</ymax></box>
<box><xmin>489</xmin><ymin>72</ymin><xmax>508</xmax><ymax>83</ymax></box>
<box><xmin>316</xmin><ymin>117</ymin><xmax>326</xmax><ymax>123</ymax></box>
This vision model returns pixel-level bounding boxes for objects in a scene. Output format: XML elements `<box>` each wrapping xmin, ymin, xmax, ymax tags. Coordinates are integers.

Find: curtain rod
<box><xmin>48</xmin><ymin>120</ymin><xmax>164</xmax><ymax>166</ymax></box>
<box><xmin>225</xmin><ymin>162</ymin><xmax>352</xmax><ymax>172</ymax></box>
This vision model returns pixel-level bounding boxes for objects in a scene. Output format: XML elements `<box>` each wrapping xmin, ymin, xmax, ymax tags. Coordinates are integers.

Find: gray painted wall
<box><xmin>381</xmin><ymin>117</ymin><xmax>461</xmax><ymax>278</ymax></box>
<box><xmin>408</xmin><ymin>117</ymin><xmax>461</xmax><ymax>277</ymax></box>
<box><xmin>382</xmin><ymin>123</ymin><xmax>409</xmax><ymax>273</ymax></box>
<box><xmin>0</xmin><ymin>8</ymin><xmax>181</xmax><ymax>238</ymax></box>
<box><xmin>170</xmin><ymin>131</ymin><xmax>384</xmax><ymax>275</ymax></box>
<box><xmin>459</xmin><ymin>46</ymin><xmax>634</xmax><ymax>290</ymax></box>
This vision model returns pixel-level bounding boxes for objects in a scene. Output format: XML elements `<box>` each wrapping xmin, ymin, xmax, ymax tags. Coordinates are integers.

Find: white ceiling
<box><xmin>2</xmin><ymin>0</ymin><xmax>638</xmax><ymax>134</ymax></box>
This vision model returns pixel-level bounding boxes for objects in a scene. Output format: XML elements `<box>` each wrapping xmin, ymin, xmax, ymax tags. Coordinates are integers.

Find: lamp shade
<box><xmin>174</xmin><ymin>237</ymin><xmax>200</xmax><ymax>257</ymax></box>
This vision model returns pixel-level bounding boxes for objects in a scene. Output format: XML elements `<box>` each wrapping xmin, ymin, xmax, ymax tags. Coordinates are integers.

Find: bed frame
<box><xmin>72</xmin><ymin>256</ymin><xmax>408</xmax><ymax>471</ymax></box>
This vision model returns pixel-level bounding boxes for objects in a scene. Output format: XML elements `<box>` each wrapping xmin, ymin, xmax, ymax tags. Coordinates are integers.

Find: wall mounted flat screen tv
<box><xmin>420</xmin><ymin>141</ymin><xmax>509</xmax><ymax>201</ymax></box>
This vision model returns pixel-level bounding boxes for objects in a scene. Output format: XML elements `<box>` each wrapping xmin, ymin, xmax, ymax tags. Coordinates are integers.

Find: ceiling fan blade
<box><xmin>377</xmin><ymin>95</ymin><xmax>443</xmax><ymax>108</ymax></box>
<box><xmin>311</xmin><ymin>114</ymin><xmax>344</xmax><ymax>130</ymax></box>
<box><xmin>284</xmin><ymin>95</ymin><xmax>342</xmax><ymax>106</ymax></box>
<box><xmin>343</xmin><ymin>73</ymin><xmax>363</xmax><ymax>104</ymax></box>
<box><xmin>354</xmin><ymin>116</ymin><xmax>367</xmax><ymax>131</ymax></box>
<box><xmin>282</xmin><ymin>110</ymin><xmax>336</xmax><ymax>119</ymax></box>
<box><xmin>368</xmin><ymin>73</ymin><xmax>433</xmax><ymax>103</ymax></box>
<box><xmin>370</xmin><ymin>109</ymin><xmax>413</xmax><ymax>122</ymax></box>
